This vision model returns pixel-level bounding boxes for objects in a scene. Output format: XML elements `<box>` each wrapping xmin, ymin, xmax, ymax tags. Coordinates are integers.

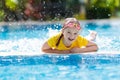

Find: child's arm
<box><xmin>70</xmin><ymin>41</ymin><xmax>98</xmax><ymax>53</ymax></box>
<box><xmin>41</xmin><ymin>42</ymin><xmax>70</xmax><ymax>53</ymax></box>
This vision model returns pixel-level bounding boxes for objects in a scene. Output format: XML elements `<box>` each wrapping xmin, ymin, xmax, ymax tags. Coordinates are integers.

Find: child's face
<box><xmin>62</xmin><ymin>27</ymin><xmax>80</xmax><ymax>43</ymax></box>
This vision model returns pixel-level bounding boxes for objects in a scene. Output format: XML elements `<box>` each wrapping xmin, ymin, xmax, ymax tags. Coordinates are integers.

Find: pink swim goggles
<box><xmin>63</xmin><ymin>21</ymin><xmax>81</xmax><ymax>30</ymax></box>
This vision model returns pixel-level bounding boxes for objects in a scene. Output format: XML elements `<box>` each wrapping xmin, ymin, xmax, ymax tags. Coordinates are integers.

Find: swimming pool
<box><xmin>0</xmin><ymin>19</ymin><xmax>120</xmax><ymax>80</ymax></box>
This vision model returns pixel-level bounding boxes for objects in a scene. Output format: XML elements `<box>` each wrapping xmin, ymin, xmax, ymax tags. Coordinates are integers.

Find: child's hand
<box><xmin>70</xmin><ymin>47</ymin><xmax>80</xmax><ymax>53</ymax></box>
<box><xmin>61</xmin><ymin>50</ymin><xmax>71</xmax><ymax>53</ymax></box>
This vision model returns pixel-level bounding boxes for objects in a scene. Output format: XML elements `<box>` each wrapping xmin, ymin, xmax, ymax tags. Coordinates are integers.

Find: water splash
<box><xmin>0</xmin><ymin>21</ymin><xmax>120</xmax><ymax>55</ymax></box>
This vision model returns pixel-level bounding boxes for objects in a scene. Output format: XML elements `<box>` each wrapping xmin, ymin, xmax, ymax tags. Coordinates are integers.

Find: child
<box><xmin>41</xmin><ymin>18</ymin><xmax>98</xmax><ymax>53</ymax></box>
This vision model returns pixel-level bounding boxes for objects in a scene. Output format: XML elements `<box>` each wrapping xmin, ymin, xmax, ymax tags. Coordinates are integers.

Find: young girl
<box><xmin>42</xmin><ymin>18</ymin><xmax>98</xmax><ymax>53</ymax></box>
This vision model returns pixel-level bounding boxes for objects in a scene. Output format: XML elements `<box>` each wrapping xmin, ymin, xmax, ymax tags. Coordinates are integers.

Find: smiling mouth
<box><xmin>68</xmin><ymin>38</ymin><xmax>74</xmax><ymax>41</ymax></box>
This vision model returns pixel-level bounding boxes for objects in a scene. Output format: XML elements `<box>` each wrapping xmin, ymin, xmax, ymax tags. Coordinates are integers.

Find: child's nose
<box><xmin>70</xmin><ymin>34</ymin><xmax>75</xmax><ymax>38</ymax></box>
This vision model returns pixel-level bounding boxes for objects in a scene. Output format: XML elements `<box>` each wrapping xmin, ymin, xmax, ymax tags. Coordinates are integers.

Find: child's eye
<box><xmin>68</xmin><ymin>32</ymin><xmax>70</xmax><ymax>34</ymax></box>
<box><xmin>74</xmin><ymin>33</ymin><xmax>77</xmax><ymax>35</ymax></box>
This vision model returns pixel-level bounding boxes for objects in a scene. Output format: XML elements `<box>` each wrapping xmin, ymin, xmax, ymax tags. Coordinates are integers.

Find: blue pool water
<box><xmin>0</xmin><ymin>19</ymin><xmax>120</xmax><ymax>80</ymax></box>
